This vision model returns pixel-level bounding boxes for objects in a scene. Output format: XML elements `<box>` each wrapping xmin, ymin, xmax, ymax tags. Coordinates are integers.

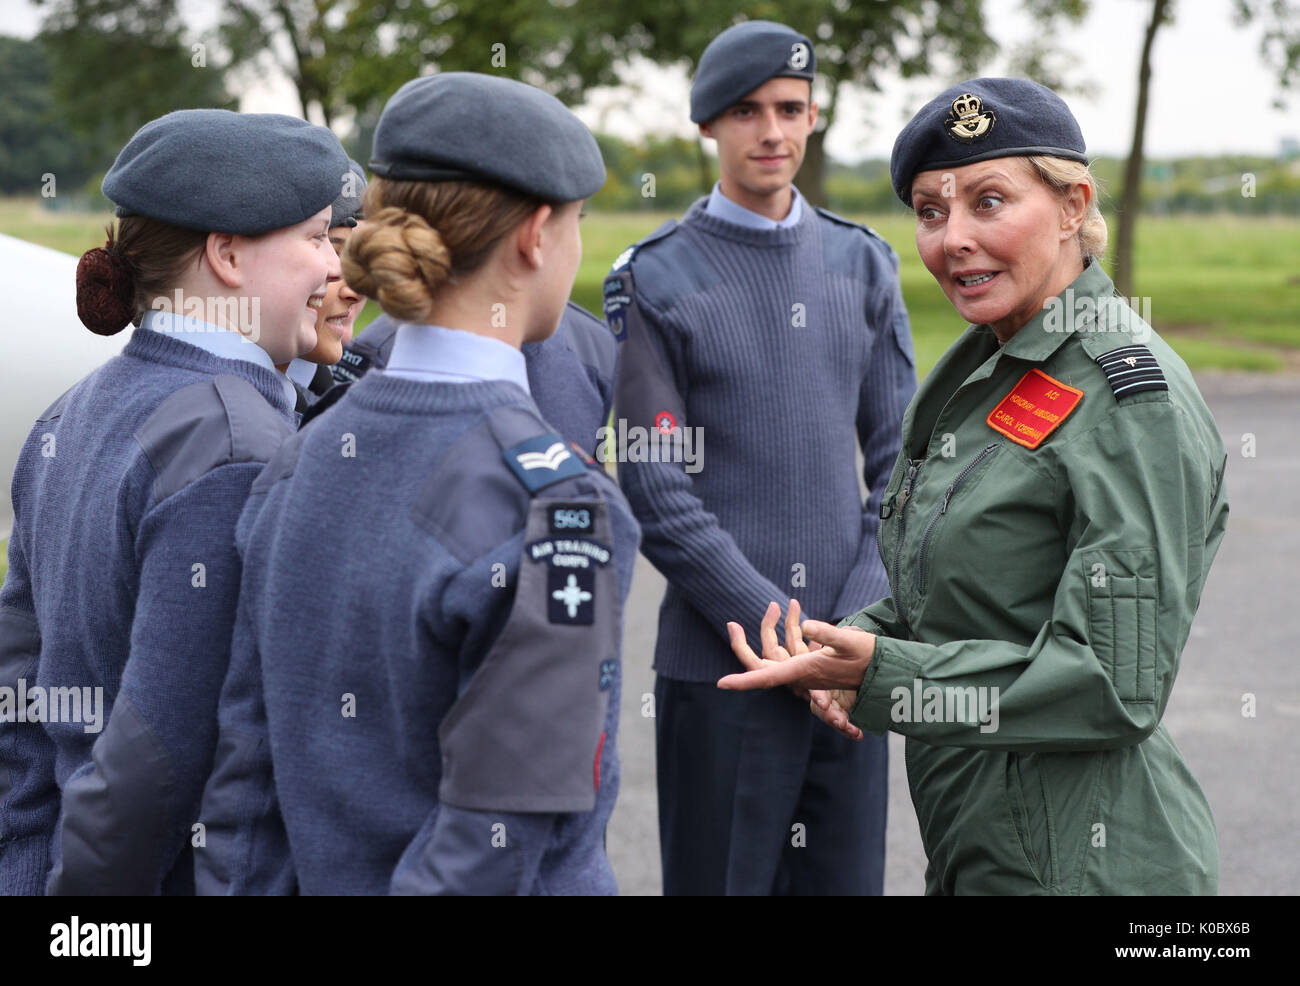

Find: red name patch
<box><xmin>986</xmin><ymin>368</ymin><xmax>1084</xmax><ymax>450</ymax></box>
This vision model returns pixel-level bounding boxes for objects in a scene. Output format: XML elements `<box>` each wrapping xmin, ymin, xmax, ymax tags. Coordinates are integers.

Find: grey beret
<box><xmin>690</xmin><ymin>20</ymin><xmax>815</xmax><ymax>124</ymax></box>
<box><xmin>369</xmin><ymin>73</ymin><xmax>605</xmax><ymax>202</ymax></box>
<box><xmin>103</xmin><ymin>109</ymin><xmax>349</xmax><ymax>235</ymax></box>
<box><xmin>890</xmin><ymin>77</ymin><xmax>1088</xmax><ymax>205</ymax></box>
<box><xmin>331</xmin><ymin>158</ymin><xmax>367</xmax><ymax>228</ymax></box>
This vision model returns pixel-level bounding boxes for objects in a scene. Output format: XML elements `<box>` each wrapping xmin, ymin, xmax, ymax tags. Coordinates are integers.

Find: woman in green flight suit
<box><xmin>719</xmin><ymin>77</ymin><xmax>1226</xmax><ymax>895</ymax></box>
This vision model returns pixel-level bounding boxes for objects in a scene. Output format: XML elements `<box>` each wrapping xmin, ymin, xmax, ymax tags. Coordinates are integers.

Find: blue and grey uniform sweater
<box><xmin>333</xmin><ymin>301</ymin><xmax>617</xmax><ymax>455</ymax></box>
<box><xmin>196</xmin><ymin>370</ymin><xmax>640</xmax><ymax>894</ymax></box>
<box><xmin>0</xmin><ymin>327</ymin><xmax>294</xmax><ymax>894</ymax></box>
<box><xmin>606</xmin><ymin>197</ymin><xmax>917</xmax><ymax>682</ymax></box>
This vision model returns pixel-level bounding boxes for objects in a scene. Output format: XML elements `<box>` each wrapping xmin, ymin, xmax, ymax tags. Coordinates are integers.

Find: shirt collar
<box><xmin>286</xmin><ymin>357</ymin><xmax>318</xmax><ymax>389</ymax></box>
<box><xmin>384</xmin><ymin>323</ymin><xmax>531</xmax><ymax>395</ymax></box>
<box><xmin>705</xmin><ymin>182</ymin><xmax>804</xmax><ymax>230</ymax></box>
<box><xmin>995</xmin><ymin>259</ymin><xmax>1115</xmax><ymax>364</ymax></box>
<box><xmin>142</xmin><ymin>309</ymin><xmax>296</xmax><ymax>407</ymax></box>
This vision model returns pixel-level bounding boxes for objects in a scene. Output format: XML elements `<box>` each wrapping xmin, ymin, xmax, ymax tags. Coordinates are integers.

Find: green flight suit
<box><xmin>845</xmin><ymin>260</ymin><xmax>1227</xmax><ymax>895</ymax></box>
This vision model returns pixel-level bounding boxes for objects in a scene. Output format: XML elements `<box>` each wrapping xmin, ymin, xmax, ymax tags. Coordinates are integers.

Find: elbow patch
<box><xmin>437</xmin><ymin>496</ymin><xmax>620</xmax><ymax>814</ymax></box>
<box><xmin>1082</xmin><ymin>549</ymin><xmax>1159</xmax><ymax>704</ymax></box>
<box><xmin>47</xmin><ymin>692</ymin><xmax>174</xmax><ymax>895</ymax></box>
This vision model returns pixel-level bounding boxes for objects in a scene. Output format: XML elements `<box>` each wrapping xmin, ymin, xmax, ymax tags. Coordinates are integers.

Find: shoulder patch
<box><xmin>1095</xmin><ymin>345</ymin><xmax>1168</xmax><ymax>399</ymax></box>
<box><xmin>135</xmin><ymin>375</ymin><xmax>291</xmax><ymax>502</ymax></box>
<box><xmin>603</xmin><ymin>221</ymin><xmax>678</xmax><ymax>343</ymax></box>
<box><xmin>600</xmin><ymin>223</ymin><xmax>676</xmax><ymax>343</ymax></box>
<box><xmin>503</xmin><ymin>433</ymin><xmax>588</xmax><ymax>493</ymax></box>
<box><xmin>330</xmin><ymin>344</ymin><xmax>373</xmax><ymax>385</ymax></box>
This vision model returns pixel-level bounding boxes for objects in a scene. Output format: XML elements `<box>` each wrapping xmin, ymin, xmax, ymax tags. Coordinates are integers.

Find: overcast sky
<box><xmin>7</xmin><ymin>0</ymin><xmax>1296</xmax><ymax>161</ymax></box>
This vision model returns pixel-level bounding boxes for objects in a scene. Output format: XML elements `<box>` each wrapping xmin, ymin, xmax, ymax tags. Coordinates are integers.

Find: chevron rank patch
<box><xmin>1095</xmin><ymin>345</ymin><xmax>1168</xmax><ymax>399</ymax></box>
<box><xmin>503</xmin><ymin>432</ymin><xmax>588</xmax><ymax>493</ymax></box>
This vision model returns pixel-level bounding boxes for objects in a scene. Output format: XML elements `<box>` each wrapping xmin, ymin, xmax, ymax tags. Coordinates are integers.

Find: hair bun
<box><xmin>76</xmin><ymin>246</ymin><xmax>136</xmax><ymax>335</ymax></box>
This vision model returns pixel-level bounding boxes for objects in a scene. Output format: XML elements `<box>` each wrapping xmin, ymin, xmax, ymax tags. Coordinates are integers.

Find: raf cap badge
<box><xmin>788</xmin><ymin>41</ymin><xmax>810</xmax><ymax>71</ymax></box>
<box><xmin>946</xmin><ymin>93</ymin><xmax>996</xmax><ymax>142</ymax></box>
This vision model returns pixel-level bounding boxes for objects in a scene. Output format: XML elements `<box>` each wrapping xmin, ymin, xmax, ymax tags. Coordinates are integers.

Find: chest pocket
<box><xmin>913</xmin><ymin>442</ymin><xmax>1002</xmax><ymax>596</ymax></box>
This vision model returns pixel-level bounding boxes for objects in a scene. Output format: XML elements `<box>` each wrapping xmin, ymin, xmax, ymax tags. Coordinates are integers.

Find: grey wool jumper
<box><xmin>0</xmin><ymin>327</ymin><xmax>294</xmax><ymax>895</ymax></box>
<box><xmin>607</xmin><ymin>197</ymin><xmax>917</xmax><ymax>682</ymax></box>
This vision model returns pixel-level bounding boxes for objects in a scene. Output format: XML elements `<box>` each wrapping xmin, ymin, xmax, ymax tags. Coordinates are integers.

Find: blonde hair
<box><xmin>343</xmin><ymin>177</ymin><xmax>546</xmax><ymax>323</ymax></box>
<box><xmin>1025</xmin><ymin>155</ymin><xmax>1108</xmax><ymax>262</ymax></box>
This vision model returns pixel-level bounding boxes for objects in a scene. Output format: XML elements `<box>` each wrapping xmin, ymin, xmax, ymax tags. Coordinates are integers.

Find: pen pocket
<box><xmin>1083</xmin><ymin>549</ymin><xmax>1159</xmax><ymax>704</ymax></box>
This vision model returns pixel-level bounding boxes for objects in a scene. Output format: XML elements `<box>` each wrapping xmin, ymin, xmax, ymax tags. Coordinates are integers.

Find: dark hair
<box><xmin>75</xmin><ymin>218</ymin><xmax>209</xmax><ymax>335</ymax></box>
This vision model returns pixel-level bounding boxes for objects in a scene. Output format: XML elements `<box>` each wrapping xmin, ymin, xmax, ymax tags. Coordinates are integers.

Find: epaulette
<box><xmin>602</xmin><ymin>220</ymin><xmax>678</xmax><ymax>342</ymax></box>
<box><xmin>814</xmin><ymin>205</ymin><xmax>887</xmax><ymax>244</ymax></box>
<box><xmin>1093</xmin><ymin>344</ymin><xmax>1168</xmax><ymax>399</ymax></box>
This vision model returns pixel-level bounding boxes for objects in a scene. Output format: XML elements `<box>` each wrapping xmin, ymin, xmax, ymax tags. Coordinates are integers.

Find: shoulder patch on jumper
<box><xmin>603</xmin><ymin>220</ymin><xmax>678</xmax><ymax>342</ymax></box>
<box><xmin>986</xmin><ymin>368</ymin><xmax>1084</xmax><ymax>450</ymax></box>
<box><xmin>136</xmin><ymin>375</ymin><xmax>290</xmax><ymax>502</ymax></box>
<box><xmin>503</xmin><ymin>432</ymin><xmax>588</xmax><ymax>493</ymax></box>
<box><xmin>1095</xmin><ymin>345</ymin><xmax>1168</xmax><ymax>400</ymax></box>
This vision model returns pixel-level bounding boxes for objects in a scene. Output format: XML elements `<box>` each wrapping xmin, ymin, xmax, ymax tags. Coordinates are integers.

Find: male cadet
<box><xmin>325</xmin><ymin>303</ymin><xmax>616</xmax><ymax>456</ymax></box>
<box><xmin>603</xmin><ymin>20</ymin><xmax>917</xmax><ymax>895</ymax></box>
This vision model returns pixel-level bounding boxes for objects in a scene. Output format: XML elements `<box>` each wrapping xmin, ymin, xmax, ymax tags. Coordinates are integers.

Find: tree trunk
<box><xmin>796</xmin><ymin>129</ymin><xmax>827</xmax><ymax>207</ymax></box>
<box><xmin>695</xmin><ymin>134</ymin><xmax>713</xmax><ymax>196</ymax></box>
<box><xmin>1115</xmin><ymin>0</ymin><xmax>1170</xmax><ymax>298</ymax></box>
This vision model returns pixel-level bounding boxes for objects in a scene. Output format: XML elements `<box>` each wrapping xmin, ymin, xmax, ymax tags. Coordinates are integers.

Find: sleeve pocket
<box><xmin>1083</xmin><ymin>549</ymin><xmax>1159</xmax><ymax>703</ymax></box>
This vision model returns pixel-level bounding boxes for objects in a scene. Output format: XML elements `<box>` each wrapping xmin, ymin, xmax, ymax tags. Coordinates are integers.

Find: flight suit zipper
<box><xmin>915</xmin><ymin>443</ymin><xmax>1000</xmax><ymax>593</ymax></box>
<box><xmin>891</xmin><ymin>459</ymin><xmax>923</xmax><ymax>595</ymax></box>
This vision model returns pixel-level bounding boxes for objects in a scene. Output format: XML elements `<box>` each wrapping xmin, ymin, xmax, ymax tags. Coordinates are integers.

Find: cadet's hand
<box><xmin>724</xmin><ymin>601</ymin><xmax>866</xmax><ymax>741</ymax></box>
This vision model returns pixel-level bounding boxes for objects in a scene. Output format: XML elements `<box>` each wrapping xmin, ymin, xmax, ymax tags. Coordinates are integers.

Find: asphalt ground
<box><xmin>605</xmin><ymin>371</ymin><xmax>1300</xmax><ymax>896</ymax></box>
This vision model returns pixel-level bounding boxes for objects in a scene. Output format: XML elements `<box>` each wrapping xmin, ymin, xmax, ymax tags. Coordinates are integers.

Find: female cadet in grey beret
<box><xmin>285</xmin><ymin>158</ymin><xmax>369</xmax><ymax>411</ymax></box>
<box><xmin>195</xmin><ymin>72</ymin><xmax>642</xmax><ymax>895</ymax></box>
<box><xmin>0</xmin><ymin>109</ymin><xmax>348</xmax><ymax>895</ymax></box>
<box><xmin>720</xmin><ymin>77</ymin><xmax>1227</xmax><ymax>896</ymax></box>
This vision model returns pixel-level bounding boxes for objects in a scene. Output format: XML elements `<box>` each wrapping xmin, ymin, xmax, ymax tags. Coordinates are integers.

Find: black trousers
<box><xmin>654</xmin><ymin>674</ymin><xmax>888</xmax><ymax>896</ymax></box>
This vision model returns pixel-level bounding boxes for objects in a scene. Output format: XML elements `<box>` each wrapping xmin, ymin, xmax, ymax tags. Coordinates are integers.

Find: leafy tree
<box><xmin>35</xmin><ymin>0</ymin><xmax>235</xmax><ymax>181</ymax></box>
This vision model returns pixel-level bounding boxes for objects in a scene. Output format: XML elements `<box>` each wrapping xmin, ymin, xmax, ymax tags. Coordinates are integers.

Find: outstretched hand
<box><xmin>719</xmin><ymin>600</ymin><xmax>876</xmax><ymax>741</ymax></box>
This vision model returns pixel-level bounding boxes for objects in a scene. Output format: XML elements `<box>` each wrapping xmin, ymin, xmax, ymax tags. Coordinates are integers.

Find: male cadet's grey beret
<box><xmin>689</xmin><ymin>20</ymin><xmax>816</xmax><ymax>124</ymax></box>
<box><xmin>331</xmin><ymin>158</ymin><xmax>367</xmax><ymax>228</ymax></box>
<box><xmin>890</xmin><ymin>77</ymin><xmax>1088</xmax><ymax>205</ymax></box>
<box><xmin>369</xmin><ymin>73</ymin><xmax>605</xmax><ymax>202</ymax></box>
<box><xmin>103</xmin><ymin>109</ymin><xmax>349</xmax><ymax>235</ymax></box>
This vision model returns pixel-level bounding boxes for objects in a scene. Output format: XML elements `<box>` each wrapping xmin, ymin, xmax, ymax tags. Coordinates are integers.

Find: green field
<box><xmin>3</xmin><ymin>198</ymin><xmax>1298</xmax><ymax>377</ymax></box>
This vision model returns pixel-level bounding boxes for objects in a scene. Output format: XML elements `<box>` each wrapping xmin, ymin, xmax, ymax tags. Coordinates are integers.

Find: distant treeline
<box><xmin>5</xmin><ymin>28</ymin><xmax>1296</xmax><ymax>218</ymax></box>
<box><xmin>590</xmin><ymin>136</ymin><xmax>1300</xmax><ymax>216</ymax></box>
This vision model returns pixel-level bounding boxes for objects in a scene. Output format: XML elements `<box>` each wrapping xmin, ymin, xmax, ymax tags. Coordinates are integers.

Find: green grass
<box><xmin>4</xmin><ymin>197</ymin><xmax>1296</xmax><ymax>379</ymax></box>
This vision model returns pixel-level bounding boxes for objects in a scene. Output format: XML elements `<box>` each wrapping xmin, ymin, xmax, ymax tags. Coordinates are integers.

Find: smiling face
<box><xmin>237</xmin><ymin>205</ymin><xmax>339</xmax><ymax>364</ymax></box>
<box><xmin>299</xmin><ymin>224</ymin><xmax>364</xmax><ymax>365</ymax></box>
<box><xmin>911</xmin><ymin>158</ymin><xmax>1088</xmax><ymax>342</ymax></box>
<box><xmin>699</xmin><ymin>76</ymin><xmax>817</xmax><ymax>216</ymax></box>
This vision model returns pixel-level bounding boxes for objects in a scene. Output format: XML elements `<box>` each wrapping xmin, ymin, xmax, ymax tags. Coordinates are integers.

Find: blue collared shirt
<box><xmin>705</xmin><ymin>182</ymin><xmax>804</xmax><ymax>229</ymax></box>
<box><xmin>384</xmin><ymin>323</ymin><xmax>531</xmax><ymax>395</ymax></box>
<box><xmin>286</xmin><ymin>357</ymin><xmax>318</xmax><ymax>389</ymax></box>
<box><xmin>142</xmin><ymin>309</ymin><xmax>296</xmax><ymax>407</ymax></box>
